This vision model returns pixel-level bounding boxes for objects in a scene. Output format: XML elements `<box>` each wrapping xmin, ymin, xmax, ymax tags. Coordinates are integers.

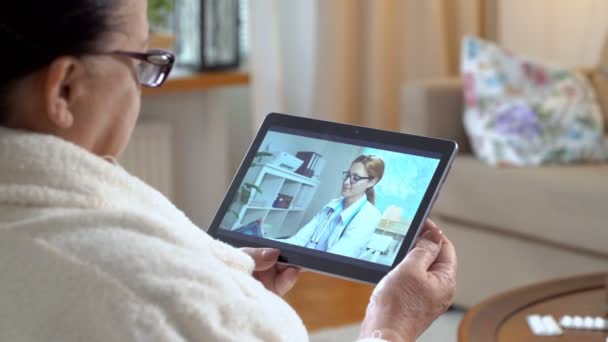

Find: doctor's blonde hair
<box><xmin>352</xmin><ymin>155</ymin><xmax>384</xmax><ymax>205</ymax></box>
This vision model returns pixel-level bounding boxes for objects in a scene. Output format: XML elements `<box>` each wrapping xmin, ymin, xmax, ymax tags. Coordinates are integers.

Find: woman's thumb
<box><xmin>402</xmin><ymin>229</ymin><xmax>443</xmax><ymax>272</ymax></box>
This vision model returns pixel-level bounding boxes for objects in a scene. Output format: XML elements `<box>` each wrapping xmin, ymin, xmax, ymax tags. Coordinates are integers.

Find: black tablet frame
<box><xmin>207</xmin><ymin>113</ymin><xmax>458</xmax><ymax>284</ymax></box>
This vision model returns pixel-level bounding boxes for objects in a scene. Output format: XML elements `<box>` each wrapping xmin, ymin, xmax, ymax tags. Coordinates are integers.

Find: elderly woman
<box><xmin>0</xmin><ymin>1</ymin><xmax>457</xmax><ymax>341</ymax></box>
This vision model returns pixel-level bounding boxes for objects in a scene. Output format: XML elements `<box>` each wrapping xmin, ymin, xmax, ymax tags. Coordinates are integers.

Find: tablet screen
<box><xmin>217</xmin><ymin>125</ymin><xmax>441</xmax><ymax>268</ymax></box>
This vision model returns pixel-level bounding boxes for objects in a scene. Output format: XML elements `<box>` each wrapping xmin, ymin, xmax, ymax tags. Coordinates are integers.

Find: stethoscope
<box><xmin>308</xmin><ymin>199</ymin><xmax>366</xmax><ymax>247</ymax></box>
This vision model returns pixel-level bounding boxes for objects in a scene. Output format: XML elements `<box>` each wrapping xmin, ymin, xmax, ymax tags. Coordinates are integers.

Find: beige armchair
<box><xmin>401</xmin><ymin>78</ymin><xmax>608</xmax><ymax>307</ymax></box>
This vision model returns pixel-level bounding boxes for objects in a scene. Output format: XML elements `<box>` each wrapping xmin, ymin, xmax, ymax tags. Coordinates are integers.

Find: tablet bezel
<box><xmin>207</xmin><ymin>112</ymin><xmax>458</xmax><ymax>284</ymax></box>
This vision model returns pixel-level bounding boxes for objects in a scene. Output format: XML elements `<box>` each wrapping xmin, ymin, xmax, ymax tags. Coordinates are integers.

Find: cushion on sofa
<box><xmin>461</xmin><ymin>36</ymin><xmax>608</xmax><ymax>166</ymax></box>
<box><xmin>434</xmin><ymin>155</ymin><xmax>608</xmax><ymax>256</ymax></box>
<box><xmin>591</xmin><ymin>72</ymin><xmax>608</xmax><ymax>133</ymax></box>
<box><xmin>593</xmin><ymin>33</ymin><xmax>608</xmax><ymax>132</ymax></box>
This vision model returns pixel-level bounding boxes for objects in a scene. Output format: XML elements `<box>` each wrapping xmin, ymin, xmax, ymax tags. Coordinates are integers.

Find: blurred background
<box><xmin>125</xmin><ymin>1</ymin><xmax>608</xmax><ymax>340</ymax></box>
<box><xmin>132</xmin><ymin>0</ymin><xmax>608</xmax><ymax>228</ymax></box>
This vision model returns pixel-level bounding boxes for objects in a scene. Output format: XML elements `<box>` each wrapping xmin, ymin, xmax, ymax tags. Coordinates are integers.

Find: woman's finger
<box><xmin>429</xmin><ymin>235</ymin><xmax>458</xmax><ymax>279</ymax></box>
<box><xmin>241</xmin><ymin>247</ymin><xmax>280</xmax><ymax>271</ymax></box>
<box><xmin>274</xmin><ymin>267</ymin><xmax>300</xmax><ymax>296</ymax></box>
<box><xmin>415</xmin><ymin>219</ymin><xmax>437</xmax><ymax>241</ymax></box>
<box><xmin>276</xmin><ymin>263</ymin><xmax>289</xmax><ymax>272</ymax></box>
<box><xmin>401</xmin><ymin>226</ymin><xmax>443</xmax><ymax>272</ymax></box>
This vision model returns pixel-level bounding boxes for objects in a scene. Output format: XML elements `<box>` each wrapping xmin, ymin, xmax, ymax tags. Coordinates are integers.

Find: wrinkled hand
<box><xmin>359</xmin><ymin>219</ymin><xmax>457</xmax><ymax>342</ymax></box>
<box><xmin>241</xmin><ymin>248</ymin><xmax>300</xmax><ymax>296</ymax></box>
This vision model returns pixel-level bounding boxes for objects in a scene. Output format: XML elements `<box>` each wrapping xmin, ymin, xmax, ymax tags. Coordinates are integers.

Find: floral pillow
<box><xmin>461</xmin><ymin>36</ymin><xmax>608</xmax><ymax>166</ymax></box>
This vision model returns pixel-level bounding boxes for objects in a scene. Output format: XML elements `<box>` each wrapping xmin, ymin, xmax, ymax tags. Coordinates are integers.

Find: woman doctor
<box><xmin>283</xmin><ymin>155</ymin><xmax>384</xmax><ymax>258</ymax></box>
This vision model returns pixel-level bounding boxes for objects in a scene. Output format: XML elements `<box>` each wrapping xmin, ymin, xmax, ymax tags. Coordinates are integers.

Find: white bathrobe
<box><xmin>0</xmin><ymin>127</ymin><xmax>388</xmax><ymax>342</ymax></box>
<box><xmin>0</xmin><ymin>127</ymin><xmax>386</xmax><ymax>342</ymax></box>
<box><xmin>0</xmin><ymin>126</ymin><xmax>305</xmax><ymax>341</ymax></box>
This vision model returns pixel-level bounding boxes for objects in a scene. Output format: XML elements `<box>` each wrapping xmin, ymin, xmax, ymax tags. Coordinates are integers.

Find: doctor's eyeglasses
<box><xmin>95</xmin><ymin>49</ymin><xmax>175</xmax><ymax>87</ymax></box>
<box><xmin>342</xmin><ymin>171</ymin><xmax>374</xmax><ymax>184</ymax></box>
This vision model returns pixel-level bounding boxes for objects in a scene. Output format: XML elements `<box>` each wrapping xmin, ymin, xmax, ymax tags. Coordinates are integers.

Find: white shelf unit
<box><xmin>222</xmin><ymin>163</ymin><xmax>320</xmax><ymax>238</ymax></box>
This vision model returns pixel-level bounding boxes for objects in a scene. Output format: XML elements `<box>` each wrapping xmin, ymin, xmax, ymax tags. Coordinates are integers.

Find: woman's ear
<box><xmin>43</xmin><ymin>57</ymin><xmax>83</xmax><ymax>129</ymax></box>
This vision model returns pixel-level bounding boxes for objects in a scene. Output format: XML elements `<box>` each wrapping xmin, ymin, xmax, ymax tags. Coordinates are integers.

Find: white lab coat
<box><xmin>284</xmin><ymin>196</ymin><xmax>381</xmax><ymax>258</ymax></box>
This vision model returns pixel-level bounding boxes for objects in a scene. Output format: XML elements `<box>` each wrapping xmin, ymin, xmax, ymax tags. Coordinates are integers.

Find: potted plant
<box><xmin>227</xmin><ymin>152</ymin><xmax>274</xmax><ymax>219</ymax></box>
<box><xmin>238</xmin><ymin>152</ymin><xmax>274</xmax><ymax>204</ymax></box>
<box><xmin>227</xmin><ymin>182</ymin><xmax>262</xmax><ymax>220</ymax></box>
<box><xmin>148</xmin><ymin>0</ymin><xmax>175</xmax><ymax>49</ymax></box>
<box><xmin>239</xmin><ymin>182</ymin><xmax>263</xmax><ymax>204</ymax></box>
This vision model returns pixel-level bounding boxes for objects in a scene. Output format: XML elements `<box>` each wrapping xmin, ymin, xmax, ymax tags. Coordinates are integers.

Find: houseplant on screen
<box><xmin>148</xmin><ymin>0</ymin><xmax>175</xmax><ymax>49</ymax></box>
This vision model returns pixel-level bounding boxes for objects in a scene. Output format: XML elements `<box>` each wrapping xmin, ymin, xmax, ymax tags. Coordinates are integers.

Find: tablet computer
<box><xmin>208</xmin><ymin>113</ymin><xmax>457</xmax><ymax>284</ymax></box>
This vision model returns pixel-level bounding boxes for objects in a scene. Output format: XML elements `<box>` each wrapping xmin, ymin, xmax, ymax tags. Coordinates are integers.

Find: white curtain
<box><xmin>250</xmin><ymin>0</ymin><xmax>481</xmax><ymax>131</ymax></box>
<box><xmin>496</xmin><ymin>0</ymin><xmax>608</xmax><ymax>68</ymax></box>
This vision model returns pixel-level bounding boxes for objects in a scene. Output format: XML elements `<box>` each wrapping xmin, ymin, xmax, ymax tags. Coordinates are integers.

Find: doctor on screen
<box><xmin>282</xmin><ymin>155</ymin><xmax>384</xmax><ymax>258</ymax></box>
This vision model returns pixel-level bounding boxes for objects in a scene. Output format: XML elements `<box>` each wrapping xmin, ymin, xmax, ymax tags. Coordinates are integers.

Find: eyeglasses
<box><xmin>342</xmin><ymin>171</ymin><xmax>374</xmax><ymax>184</ymax></box>
<box><xmin>107</xmin><ymin>49</ymin><xmax>175</xmax><ymax>87</ymax></box>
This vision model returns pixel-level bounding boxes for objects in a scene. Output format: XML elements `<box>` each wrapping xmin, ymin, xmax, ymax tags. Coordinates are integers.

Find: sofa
<box><xmin>401</xmin><ymin>78</ymin><xmax>608</xmax><ymax>308</ymax></box>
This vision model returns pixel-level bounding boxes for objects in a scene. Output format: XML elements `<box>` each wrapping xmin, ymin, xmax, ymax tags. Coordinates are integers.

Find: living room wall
<box><xmin>497</xmin><ymin>0</ymin><xmax>608</xmax><ymax>67</ymax></box>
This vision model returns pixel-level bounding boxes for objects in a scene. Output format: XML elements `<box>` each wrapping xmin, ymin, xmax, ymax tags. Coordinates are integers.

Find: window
<box><xmin>239</xmin><ymin>0</ymin><xmax>250</xmax><ymax>65</ymax></box>
<box><xmin>173</xmin><ymin>0</ymin><xmax>250</xmax><ymax>70</ymax></box>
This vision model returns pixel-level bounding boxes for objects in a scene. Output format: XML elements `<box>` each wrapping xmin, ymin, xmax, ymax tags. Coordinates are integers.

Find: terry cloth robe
<box><xmin>0</xmin><ymin>127</ymin><xmax>387</xmax><ymax>342</ymax></box>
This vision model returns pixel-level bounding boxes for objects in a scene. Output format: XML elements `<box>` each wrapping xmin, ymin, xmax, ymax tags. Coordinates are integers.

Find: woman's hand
<box><xmin>359</xmin><ymin>219</ymin><xmax>457</xmax><ymax>342</ymax></box>
<box><xmin>241</xmin><ymin>248</ymin><xmax>301</xmax><ymax>296</ymax></box>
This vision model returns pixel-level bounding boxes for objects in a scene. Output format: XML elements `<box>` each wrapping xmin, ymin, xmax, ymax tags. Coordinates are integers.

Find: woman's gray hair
<box><xmin>0</xmin><ymin>0</ymin><xmax>120</xmax><ymax>123</ymax></box>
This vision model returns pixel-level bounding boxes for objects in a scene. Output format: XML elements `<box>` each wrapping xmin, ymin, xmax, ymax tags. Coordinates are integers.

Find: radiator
<box><xmin>120</xmin><ymin>121</ymin><xmax>174</xmax><ymax>200</ymax></box>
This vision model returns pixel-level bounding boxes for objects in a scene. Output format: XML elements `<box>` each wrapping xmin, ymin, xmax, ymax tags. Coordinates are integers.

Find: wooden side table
<box><xmin>459</xmin><ymin>273</ymin><xmax>608</xmax><ymax>342</ymax></box>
